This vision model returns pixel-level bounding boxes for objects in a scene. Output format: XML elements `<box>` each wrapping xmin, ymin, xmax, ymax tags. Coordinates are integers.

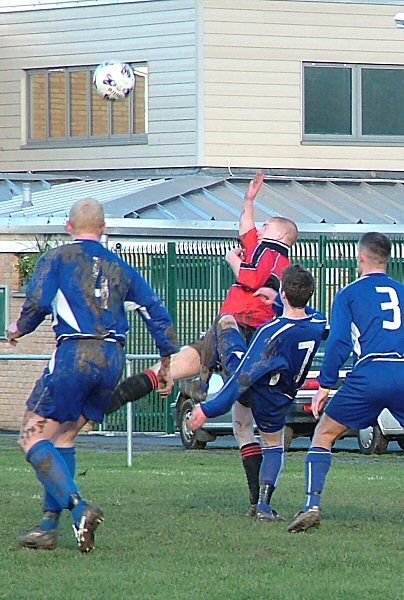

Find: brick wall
<box><xmin>0</xmin><ymin>252</ymin><xmax>54</xmax><ymax>431</ymax></box>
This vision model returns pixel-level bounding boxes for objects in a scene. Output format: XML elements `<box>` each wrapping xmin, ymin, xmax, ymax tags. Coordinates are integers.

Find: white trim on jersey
<box><xmin>258</xmin><ymin>320</ymin><xmax>295</xmax><ymax>339</ymax></box>
<box><xmin>356</xmin><ymin>351</ymin><xmax>404</xmax><ymax>366</ymax></box>
<box><xmin>56</xmin><ymin>331</ymin><xmax>125</xmax><ymax>343</ymax></box>
<box><xmin>138</xmin><ymin>306</ymin><xmax>152</xmax><ymax>320</ymax></box>
<box><xmin>48</xmin><ymin>349</ymin><xmax>56</xmax><ymax>375</ymax></box>
<box><xmin>351</xmin><ymin>321</ymin><xmax>361</xmax><ymax>356</ymax></box>
<box><xmin>373</xmin><ymin>357</ymin><xmax>404</xmax><ymax>362</ymax></box>
<box><xmin>124</xmin><ymin>301</ymin><xmax>140</xmax><ymax>312</ymax></box>
<box><xmin>52</xmin><ymin>289</ymin><xmax>81</xmax><ymax>332</ymax></box>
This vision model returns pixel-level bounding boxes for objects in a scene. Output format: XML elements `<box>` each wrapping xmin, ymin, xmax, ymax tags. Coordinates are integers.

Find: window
<box><xmin>303</xmin><ymin>63</ymin><xmax>404</xmax><ymax>145</ymax></box>
<box><xmin>26</xmin><ymin>64</ymin><xmax>148</xmax><ymax>147</ymax></box>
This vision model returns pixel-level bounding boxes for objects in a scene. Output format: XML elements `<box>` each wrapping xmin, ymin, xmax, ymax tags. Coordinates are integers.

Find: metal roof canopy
<box><xmin>1</xmin><ymin>172</ymin><xmax>404</xmax><ymax>237</ymax></box>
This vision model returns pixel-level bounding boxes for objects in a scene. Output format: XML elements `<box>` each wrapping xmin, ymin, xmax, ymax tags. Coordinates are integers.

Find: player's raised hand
<box><xmin>157</xmin><ymin>356</ymin><xmax>174</xmax><ymax>397</ymax></box>
<box><xmin>311</xmin><ymin>388</ymin><xmax>329</xmax><ymax>420</ymax></box>
<box><xmin>226</xmin><ymin>247</ymin><xmax>244</xmax><ymax>261</ymax></box>
<box><xmin>7</xmin><ymin>321</ymin><xmax>22</xmax><ymax>346</ymax></box>
<box><xmin>188</xmin><ymin>404</ymin><xmax>207</xmax><ymax>431</ymax></box>
<box><xmin>246</xmin><ymin>170</ymin><xmax>265</xmax><ymax>203</ymax></box>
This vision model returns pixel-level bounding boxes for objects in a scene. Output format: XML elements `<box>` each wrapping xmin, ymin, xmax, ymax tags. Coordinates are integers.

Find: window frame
<box><xmin>302</xmin><ymin>62</ymin><xmax>404</xmax><ymax>146</ymax></box>
<box><xmin>24</xmin><ymin>64</ymin><xmax>148</xmax><ymax>148</ymax></box>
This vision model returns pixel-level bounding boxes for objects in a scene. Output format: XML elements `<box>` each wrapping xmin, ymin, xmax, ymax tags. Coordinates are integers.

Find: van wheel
<box><xmin>284</xmin><ymin>426</ymin><xmax>294</xmax><ymax>451</ymax></box>
<box><xmin>357</xmin><ymin>424</ymin><xmax>389</xmax><ymax>455</ymax></box>
<box><xmin>179</xmin><ymin>399</ymin><xmax>207</xmax><ymax>450</ymax></box>
<box><xmin>397</xmin><ymin>439</ymin><xmax>404</xmax><ymax>451</ymax></box>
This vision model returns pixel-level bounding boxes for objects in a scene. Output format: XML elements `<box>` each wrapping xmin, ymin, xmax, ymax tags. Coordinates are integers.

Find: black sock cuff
<box><xmin>105</xmin><ymin>372</ymin><xmax>154</xmax><ymax>415</ymax></box>
<box><xmin>241</xmin><ymin>442</ymin><xmax>263</xmax><ymax>459</ymax></box>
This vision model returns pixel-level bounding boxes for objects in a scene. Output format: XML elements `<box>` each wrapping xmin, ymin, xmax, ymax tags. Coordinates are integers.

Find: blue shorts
<box><xmin>251</xmin><ymin>393</ymin><xmax>292</xmax><ymax>434</ymax></box>
<box><xmin>27</xmin><ymin>338</ymin><xmax>126</xmax><ymax>423</ymax></box>
<box><xmin>325</xmin><ymin>358</ymin><xmax>404</xmax><ymax>429</ymax></box>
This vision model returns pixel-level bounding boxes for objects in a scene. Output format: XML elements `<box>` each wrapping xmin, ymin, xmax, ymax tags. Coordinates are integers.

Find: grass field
<box><xmin>0</xmin><ymin>436</ymin><xmax>403</xmax><ymax>600</ymax></box>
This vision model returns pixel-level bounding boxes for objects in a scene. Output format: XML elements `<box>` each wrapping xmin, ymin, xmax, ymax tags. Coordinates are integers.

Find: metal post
<box><xmin>319</xmin><ymin>235</ymin><xmax>327</xmax><ymax>316</ymax></box>
<box><xmin>122</xmin><ymin>354</ymin><xmax>158</xmax><ymax>466</ymax></box>
<box><xmin>164</xmin><ymin>242</ymin><xmax>177</xmax><ymax>434</ymax></box>
<box><xmin>125</xmin><ymin>357</ymin><xmax>133</xmax><ymax>467</ymax></box>
<box><xmin>126</xmin><ymin>401</ymin><xmax>133</xmax><ymax>467</ymax></box>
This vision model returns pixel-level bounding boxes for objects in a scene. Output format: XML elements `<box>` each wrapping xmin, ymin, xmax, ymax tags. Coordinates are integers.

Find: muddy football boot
<box><xmin>245</xmin><ymin>504</ymin><xmax>258</xmax><ymax>517</ymax></box>
<box><xmin>73</xmin><ymin>504</ymin><xmax>104</xmax><ymax>553</ymax></box>
<box><xmin>256</xmin><ymin>507</ymin><xmax>286</xmax><ymax>522</ymax></box>
<box><xmin>19</xmin><ymin>525</ymin><xmax>58</xmax><ymax>550</ymax></box>
<box><xmin>288</xmin><ymin>507</ymin><xmax>321</xmax><ymax>533</ymax></box>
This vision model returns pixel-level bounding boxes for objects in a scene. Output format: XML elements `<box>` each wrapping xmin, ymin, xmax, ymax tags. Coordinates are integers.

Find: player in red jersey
<box><xmin>107</xmin><ymin>171</ymin><xmax>298</xmax><ymax>513</ymax></box>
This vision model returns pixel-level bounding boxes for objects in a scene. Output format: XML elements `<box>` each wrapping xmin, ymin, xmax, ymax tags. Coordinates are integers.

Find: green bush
<box><xmin>17</xmin><ymin>253</ymin><xmax>40</xmax><ymax>286</ymax></box>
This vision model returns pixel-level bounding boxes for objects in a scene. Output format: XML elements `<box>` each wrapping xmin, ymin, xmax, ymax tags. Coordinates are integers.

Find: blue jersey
<box><xmin>17</xmin><ymin>239</ymin><xmax>179</xmax><ymax>357</ymax></box>
<box><xmin>200</xmin><ymin>311</ymin><xmax>326</xmax><ymax>423</ymax></box>
<box><xmin>319</xmin><ymin>272</ymin><xmax>404</xmax><ymax>389</ymax></box>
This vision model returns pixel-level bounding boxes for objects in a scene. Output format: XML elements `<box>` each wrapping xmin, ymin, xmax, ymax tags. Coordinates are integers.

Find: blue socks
<box><xmin>27</xmin><ymin>440</ymin><xmax>85</xmax><ymax>525</ymax></box>
<box><xmin>41</xmin><ymin>447</ymin><xmax>77</xmax><ymax>530</ymax></box>
<box><xmin>44</xmin><ymin>446</ymin><xmax>76</xmax><ymax>512</ymax></box>
<box><xmin>304</xmin><ymin>446</ymin><xmax>332</xmax><ymax>510</ymax></box>
<box><xmin>257</xmin><ymin>446</ymin><xmax>284</xmax><ymax>511</ymax></box>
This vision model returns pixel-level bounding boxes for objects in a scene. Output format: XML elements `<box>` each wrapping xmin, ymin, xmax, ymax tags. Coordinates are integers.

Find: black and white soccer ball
<box><xmin>93</xmin><ymin>61</ymin><xmax>135</xmax><ymax>101</ymax></box>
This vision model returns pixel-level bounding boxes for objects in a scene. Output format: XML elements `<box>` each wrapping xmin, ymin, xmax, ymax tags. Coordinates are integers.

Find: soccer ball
<box><xmin>93</xmin><ymin>61</ymin><xmax>135</xmax><ymax>101</ymax></box>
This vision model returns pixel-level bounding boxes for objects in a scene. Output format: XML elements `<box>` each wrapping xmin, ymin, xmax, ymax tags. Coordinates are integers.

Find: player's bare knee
<box><xmin>218</xmin><ymin>314</ymin><xmax>238</xmax><ymax>331</ymax></box>
<box><xmin>18</xmin><ymin>425</ymin><xmax>35</xmax><ymax>453</ymax></box>
<box><xmin>312</xmin><ymin>414</ymin><xmax>344</xmax><ymax>448</ymax></box>
<box><xmin>17</xmin><ymin>435</ymin><xmax>26</xmax><ymax>452</ymax></box>
<box><xmin>232</xmin><ymin>417</ymin><xmax>256</xmax><ymax>446</ymax></box>
<box><xmin>260</xmin><ymin>429</ymin><xmax>283</xmax><ymax>447</ymax></box>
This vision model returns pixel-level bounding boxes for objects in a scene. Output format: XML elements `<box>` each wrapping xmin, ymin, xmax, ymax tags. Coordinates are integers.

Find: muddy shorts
<box><xmin>26</xmin><ymin>338</ymin><xmax>125</xmax><ymax>423</ymax></box>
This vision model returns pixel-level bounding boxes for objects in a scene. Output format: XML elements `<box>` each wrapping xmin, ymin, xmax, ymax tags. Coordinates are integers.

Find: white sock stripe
<box><xmin>274</xmin><ymin>451</ymin><xmax>285</xmax><ymax>487</ymax></box>
<box><xmin>307</xmin><ymin>461</ymin><xmax>312</xmax><ymax>495</ymax></box>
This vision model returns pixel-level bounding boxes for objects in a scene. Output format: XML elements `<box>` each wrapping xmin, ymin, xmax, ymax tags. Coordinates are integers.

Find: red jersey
<box><xmin>220</xmin><ymin>227</ymin><xmax>290</xmax><ymax>329</ymax></box>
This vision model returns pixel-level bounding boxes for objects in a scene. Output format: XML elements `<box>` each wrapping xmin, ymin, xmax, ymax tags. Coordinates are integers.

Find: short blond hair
<box><xmin>69</xmin><ymin>198</ymin><xmax>105</xmax><ymax>234</ymax></box>
<box><xmin>270</xmin><ymin>216</ymin><xmax>299</xmax><ymax>246</ymax></box>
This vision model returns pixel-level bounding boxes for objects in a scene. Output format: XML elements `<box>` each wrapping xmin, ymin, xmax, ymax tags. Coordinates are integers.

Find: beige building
<box><xmin>0</xmin><ymin>0</ymin><xmax>403</xmax><ymax>174</ymax></box>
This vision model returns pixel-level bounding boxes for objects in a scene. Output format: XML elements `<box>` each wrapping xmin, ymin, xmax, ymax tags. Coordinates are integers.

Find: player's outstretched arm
<box><xmin>188</xmin><ymin>404</ymin><xmax>208</xmax><ymax>431</ymax></box>
<box><xmin>156</xmin><ymin>356</ymin><xmax>174</xmax><ymax>397</ymax></box>
<box><xmin>239</xmin><ymin>170</ymin><xmax>265</xmax><ymax>236</ymax></box>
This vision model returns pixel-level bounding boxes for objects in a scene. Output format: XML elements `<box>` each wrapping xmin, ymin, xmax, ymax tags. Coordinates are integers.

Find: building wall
<box><xmin>202</xmin><ymin>0</ymin><xmax>404</xmax><ymax>170</ymax></box>
<box><xmin>0</xmin><ymin>252</ymin><xmax>54</xmax><ymax>431</ymax></box>
<box><xmin>0</xmin><ymin>0</ymin><xmax>198</xmax><ymax>171</ymax></box>
<box><xmin>1</xmin><ymin>0</ymin><xmax>404</xmax><ymax>174</ymax></box>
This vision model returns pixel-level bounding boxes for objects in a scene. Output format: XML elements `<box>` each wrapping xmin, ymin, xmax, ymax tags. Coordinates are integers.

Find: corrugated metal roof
<box><xmin>104</xmin><ymin>175</ymin><xmax>404</xmax><ymax>226</ymax></box>
<box><xmin>1</xmin><ymin>174</ymin><xmax>404</xmax><ymax>231</ymax></box>
<box><xmin>0</xmin><ymin>178</ymin><xmax>166</xmax><ymax>218</ymax></box>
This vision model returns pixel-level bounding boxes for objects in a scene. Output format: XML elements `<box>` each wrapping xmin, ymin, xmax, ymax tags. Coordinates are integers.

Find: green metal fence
<box><xmin>103</xmin><ymin>235</ymin><xmax>404</xmax><ymax>433</ymax></box>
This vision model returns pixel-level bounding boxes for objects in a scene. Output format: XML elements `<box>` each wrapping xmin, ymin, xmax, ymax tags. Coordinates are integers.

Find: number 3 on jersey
<box><xmin>376</xmin><ymin>286</ymin><xmax>401</xmax><ymax>330</ymax></box>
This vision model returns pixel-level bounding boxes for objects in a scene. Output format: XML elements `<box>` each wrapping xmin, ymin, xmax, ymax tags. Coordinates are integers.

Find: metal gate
<box><xmin>103</xmin><ymin>235</ymin><xmax>404</xmax><ymax>433</ymax></box>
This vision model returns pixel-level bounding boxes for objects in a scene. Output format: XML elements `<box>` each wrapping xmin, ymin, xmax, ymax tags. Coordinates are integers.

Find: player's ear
<box><xmin>358</xmin><ymin>250</ymin><xmax>366</xmax><ymax>263</ymax></box>
<box><xmin>273</xmin><ymin>227</ymin><xmax>284</xmax><ymax>241</ymax></box>
<box><xmin>66</xmin><ymin>219</ymin><xmax>74</xmax><ymax>235</ymax></box>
